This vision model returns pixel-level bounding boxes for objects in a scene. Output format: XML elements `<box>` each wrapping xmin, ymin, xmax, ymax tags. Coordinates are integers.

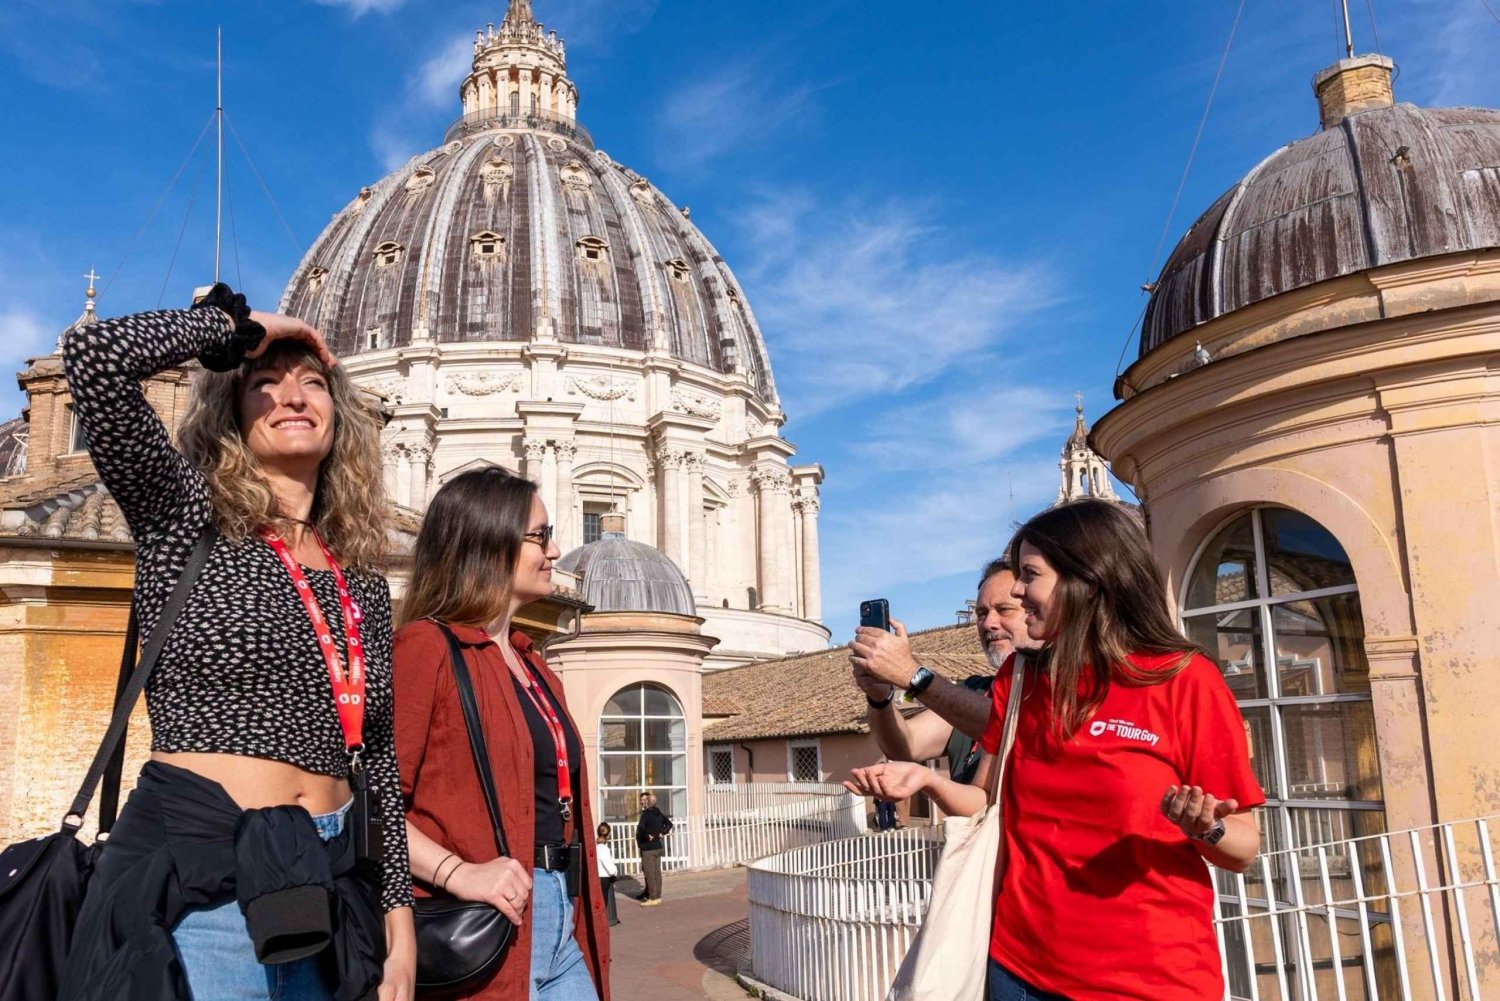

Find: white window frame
<box><xmin>707</xmin><ymin>745</ymin><xmax>735</xmax><ymax>788</ymax></box>
<box><xmin>64</xmin><ymin>404</ymin><xmax>87</xmax><ymax>455</ymax></box>
<box><xmin>787</xmin><ymin>739</ymin><xmax>822</xmax><ymax>783</ymax></box>
<box><xmin>597</xmin><ymin>683</ymin><xmax>689</xmax><ymax>827</ymax></box>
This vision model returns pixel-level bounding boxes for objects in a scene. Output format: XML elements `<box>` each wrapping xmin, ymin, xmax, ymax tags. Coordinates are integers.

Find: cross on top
<box><xmin>1074</xmin><ymin>390</ymin><xmax>1084</xmax><ymax>413</ymax></box>
<box><xmin>83</xmin><ymin>268</ymin><xmax>100</xmax><ymax>292</ymax></box>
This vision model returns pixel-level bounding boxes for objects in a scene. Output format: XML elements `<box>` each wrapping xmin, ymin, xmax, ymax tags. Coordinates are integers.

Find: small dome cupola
<box><xmin>460</xmin><ymin>0</ymin><xmax>579</xmax><ymax>126</ymax></box>
<box><xmin>556</xmin><ymin>521</ymin><xmax>697</xmax><ymax>617</ymax></box>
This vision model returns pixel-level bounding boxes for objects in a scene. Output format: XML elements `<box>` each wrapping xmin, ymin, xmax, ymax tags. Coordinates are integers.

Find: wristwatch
<box><xmin>1188</xmin><ymin>819</ymin><xmax>1227</xmax><ymax>845</ymax></box>
<box><xmin>866</xmin><ymin>689</ymin><xmax>894</xmax><ymax>710</ymax></box>
<box><xmin>905</xmin><ymin>666</ymin><xmax>936</xmax><ymax>698</ymax></box>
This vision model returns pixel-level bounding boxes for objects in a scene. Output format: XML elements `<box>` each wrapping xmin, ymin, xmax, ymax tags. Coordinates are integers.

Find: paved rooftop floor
<box><xmin>608</xmin><ymin>868</ymin><xmax>751</xmax><ymax>1001</ymax></box>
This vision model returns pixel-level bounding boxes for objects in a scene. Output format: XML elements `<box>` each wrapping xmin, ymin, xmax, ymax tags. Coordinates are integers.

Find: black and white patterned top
<box><xmin>62</xmin><ymin>307</ymin><xmax>413</xmax><ymax>912</ymax></box>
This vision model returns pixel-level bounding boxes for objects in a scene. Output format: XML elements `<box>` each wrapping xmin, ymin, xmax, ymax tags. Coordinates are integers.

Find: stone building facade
<box><xmin>1092</xmin><ymin>54</ymin><xmax>1500</xmax><ymax>996</ymax></box>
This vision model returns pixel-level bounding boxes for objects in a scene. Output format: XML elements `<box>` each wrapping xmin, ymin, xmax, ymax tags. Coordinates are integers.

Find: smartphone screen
<box><xmin>859</xmin><ymin>598</ymin><xmax>892</xmax><ymax>632</ymax></box>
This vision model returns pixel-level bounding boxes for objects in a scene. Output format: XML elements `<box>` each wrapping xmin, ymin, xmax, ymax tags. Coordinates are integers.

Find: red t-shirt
<box><xmin>979</xmin><ymin>651</ymin><xmax>1264</xmax><ymax>1000</ymax></box>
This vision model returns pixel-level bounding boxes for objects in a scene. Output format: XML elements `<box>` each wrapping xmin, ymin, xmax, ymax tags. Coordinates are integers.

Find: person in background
<box><xmin>634</xmin><ymin>792</ymin><xmax>674</xmax><ymax>907</ymax></box>
<box><xmin>874</xmin><ymin>799</ymin><xmax>898</xmax><ymax>831</ymax></box>
<box><xmin>393</xmin><ymin>467</ymin><xmax>610</xmax><ymax>1000</ymax></box>
<box><xmin>851</xmin><ymin>558</ymin><xmax>1037</xmax><ymax>785</ymax></box>
<box><xmin>845</xmin><ymin>500</ymin><xmax>1263</xmax><ymax>1000</ymax></box>
<box><xmin>596</xmin><ymin>823</ymin><xmax>620</xmax><ymax>927</ymax></box>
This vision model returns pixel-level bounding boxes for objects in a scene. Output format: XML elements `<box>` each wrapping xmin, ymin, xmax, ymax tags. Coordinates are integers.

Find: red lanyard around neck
<box><xmin>262</xmin><ymin>529</ymin><xmax>367</xmax><ymax>761</ymax></box>
<box><xmin>512</xmin><ymin>651</ymin><xmax>574</xmax><ymax>822</ymax></box>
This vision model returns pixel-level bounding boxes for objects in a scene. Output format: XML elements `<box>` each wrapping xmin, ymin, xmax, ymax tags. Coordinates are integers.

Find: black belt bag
<box><xmin>414</xmin><ymin>624</ymin><xmax>516</xmax><ymax>997</ymax></box>
<box><xmin>534</xmin><ymin>843</ymin><xmax>582</xmax><ymax>898</ymax></box>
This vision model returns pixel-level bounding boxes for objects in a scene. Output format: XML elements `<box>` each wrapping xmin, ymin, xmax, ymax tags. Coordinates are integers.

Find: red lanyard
<box><xmin>263</xmin><ymin>529</ymin><xmax>367</xmax><ymax>760</ymax></box>
<box><xmin>513</xmin><ymin>652</ymin><xmax>574</xmax><ymax>822</ymax></box>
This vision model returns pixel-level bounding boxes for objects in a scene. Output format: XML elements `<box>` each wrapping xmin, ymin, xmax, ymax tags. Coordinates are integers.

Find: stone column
<box><xmin>409</xmin><ymin>444</ymin><xmax>432</xmax><ymax>511</ymax></box>
<box><xmin>798</xmin><ymin>496</ymin><xmax>823</xmax><ymax>623</ymax></box>
<box><xmin>554</xmin><ymin>440</ymin><xmax>577</xmax><ymax>552</ymax></box>
<box><xmin>685</xmin><ymin>452</ymin><xmax>707</xmax><ymax>597</ymax></box>
<box><xmin>381</xmin><ymin>443</ymin><xmax>400</xmax><ymax>503</ymax></box>
<box><xmin>522</xmin><ymin>437</ymin><xmax>548</xmax><ymax>486</ymax></box>
<box><xmin>751</xmin><ymin>467</ymin><xmax>791</xmax><ymax>612</ymax></box>
<box><xmin>541</xmin><ymin>444</ymin><xmax>558</xmax><ymax>521</ymax></box>
<box><xmin>395</xmin><ymin>447</ymin><xmax>413</xmax><ymax>508</ymax></box>
<box><xmin>656</xmin><ymin>448</ymin><xmax>685</xmax><ymax>566</ymax></box>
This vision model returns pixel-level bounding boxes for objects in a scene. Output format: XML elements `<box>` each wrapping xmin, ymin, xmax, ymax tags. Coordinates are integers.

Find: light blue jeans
<box><xmin>529</xmin><ymin>868</ymin><xmax>599</xmax><ymax>1001</ymax></box>
<box><xmin>172</xmin><ymin>801</ymin><xmax>352</xmax><ymax>1000</ymax></box>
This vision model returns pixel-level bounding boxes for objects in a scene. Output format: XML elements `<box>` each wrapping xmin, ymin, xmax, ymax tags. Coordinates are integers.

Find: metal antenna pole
<box><xmin>214</xmin><ymin>25</ymin><xmax>222</xmax><ymax>283</ymax></box>
<box><xmin>1340</xmin><ymin>0</ymin><xmax>1355</xmax><ymax>57</ymax></box>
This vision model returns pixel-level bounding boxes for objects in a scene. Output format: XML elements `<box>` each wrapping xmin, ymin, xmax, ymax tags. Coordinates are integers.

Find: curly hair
<box><xmin>177</xmin><ymin>339</ymin><xmax>390</xmax><ymax>569</ymax></box>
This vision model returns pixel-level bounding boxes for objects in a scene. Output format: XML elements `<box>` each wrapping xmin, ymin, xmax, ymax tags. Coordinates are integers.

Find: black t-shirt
<box><xmin>510</xmin><ymin>673</ymin><xmax>583</xmax><ymax>846</ymax></box>
<box><xmin>944</xmin><ymin>674</ymin><xmax>996</xmax><ymax>784</ymax></box>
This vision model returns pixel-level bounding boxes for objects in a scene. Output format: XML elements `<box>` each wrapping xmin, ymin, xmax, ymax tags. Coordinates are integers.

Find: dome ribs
<box><xmin>1140</xmin><ymin>105</ymin><xmax>1500</xmax><ymax>356</ymax></box>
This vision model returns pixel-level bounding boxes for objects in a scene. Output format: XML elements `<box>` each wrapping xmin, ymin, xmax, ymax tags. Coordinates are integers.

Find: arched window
<box><xmin>598</xmin><ymin>683</ymin><xmax>687</xmax><ymax>825</ymax></box>
<box><xmin>576</xmin><ymin>235</ymin><xmax>608</xmax><ymax>263</ymax></box>
<box><xmin>1182</xmin><ymin>508</ymin><xmax>1384</xmax><ymax>856</ymax></box>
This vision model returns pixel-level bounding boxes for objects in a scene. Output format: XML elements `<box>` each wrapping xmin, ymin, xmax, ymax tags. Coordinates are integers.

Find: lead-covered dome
<box><xmin>556</xmin><ymin>532</ymin><xmax>696</xmax><ymax>617</ymax></box>
<box><xmin>279</xmin><ymin>2</ymin><xmax>778</xmax><ymax>403</ymax></box>
<box><xmin>1142</xmin><ymin>57</ymin><xmax>1500</xmax><ymax>356</ymax></box>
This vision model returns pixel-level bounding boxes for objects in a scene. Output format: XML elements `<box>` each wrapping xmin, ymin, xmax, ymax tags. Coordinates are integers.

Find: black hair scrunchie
<box><xmin>192</xmin><ymin>282</ymin><xmax>268</xmax><ymax>372</ymax></box>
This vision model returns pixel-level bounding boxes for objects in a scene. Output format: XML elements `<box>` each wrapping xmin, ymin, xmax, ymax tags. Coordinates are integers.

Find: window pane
<box><xmin>710</xmin><ymin>750</ymin><xmax>733</xmax><ymax>785</ymax></box>
<box><xmin>643</xmin><ymin>687</ymin><xmax>682</xmax><ymax>717</ymax></box>
<box><xmin>598</xmin><ymin>754</ymin><xmax>640</xmax><ymax>787</ymax></box>
<box><xmin>604</xmin><ymin>686</ymin><xmax>642</xmax><ymax>716</ymax></box>
<box><xmin>1239</xmin><ymin>705</ymin><xmax>1278</xmax><ymax>798</ymax></box>
<box><xmin>599</xmin><ymin>720</ymin><xmax>639</xmax><ymax>752</ymax></box>
<box><xmin>1271</xmin><ymin>593</ymin><xmax>1370</xmax><ymax>696</ymax></box>
<box><xmin>600</xmin><ymin>790</ymin><xmax>637</xmax><ymax>824</ymax></box>
<box><xmin>643</xmin><ymin>753</ymin><xmax>685</xmax><ymax>786</ymax></box>
<box><xmin>1184</xmin><ymin>513</ymin><xmax>1257</xmax><ymax>610</ymax></box>
<box><xmin>791</xmin><ymin>745</ymin><xmax>820</xmax><ymax>782</ymax></box>
<box><xmin>669</xmin><ymin>789</ymin><xmax>688</xmax><ymax>819</ymax></box>
<box><xmin>1183</xmin><ymin>608</ymin><xmax>1267</xmax><ymax>699</ymax></box>
<box><xmin>644</xmin><ymin>718</ymin><xmax>686</xmax><ymax>752</ymax></box>
<box><xmin>1263</xmin><ymin>508</ymin><xmax>1355</xmax><ymax>596</ymax></box>
<box><xmin>1281</xmin><ymin>701</ymin><xmax>1383</xmax><ymax>803</ymax></box>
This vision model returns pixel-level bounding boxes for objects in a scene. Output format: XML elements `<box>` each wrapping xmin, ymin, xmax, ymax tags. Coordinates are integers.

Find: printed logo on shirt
<box><xmin>1087</xmin><ymin>717</ymin><xmax>1161</xmax><ymax>746</ymax></box>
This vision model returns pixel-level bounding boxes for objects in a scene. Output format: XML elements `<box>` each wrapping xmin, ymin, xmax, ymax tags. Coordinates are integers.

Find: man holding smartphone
<box><xmin>850</xmin><ymin>558</ymin><xmax>1036</xmax><ymax>784</ymax></box>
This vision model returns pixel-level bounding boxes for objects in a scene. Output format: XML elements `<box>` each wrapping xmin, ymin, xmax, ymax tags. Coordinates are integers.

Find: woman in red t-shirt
<box><xmin>846</xmin><ymin>500</ymin><xmax>1263</xmax><ymax>1000</ymax></box>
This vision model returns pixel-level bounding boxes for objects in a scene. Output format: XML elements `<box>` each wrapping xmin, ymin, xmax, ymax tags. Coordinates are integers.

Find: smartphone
<box><xmin>859</xmin><ymin>598</ymin><xmax>892</xmax><ymax>632</ymax></box>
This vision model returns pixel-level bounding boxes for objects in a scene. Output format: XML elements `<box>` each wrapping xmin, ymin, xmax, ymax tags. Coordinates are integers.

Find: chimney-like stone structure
<box><xmin>1313</xmin><ymin>54</ymin><xmax>1395</xmax><ymax>130</ymax></box>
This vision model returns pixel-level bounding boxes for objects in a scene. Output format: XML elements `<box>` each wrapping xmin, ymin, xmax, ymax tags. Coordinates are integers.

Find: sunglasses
<box><xmin>522</xmin><ymin>524</ymin><xmax>555</xmax><ymax>548</ymax></box>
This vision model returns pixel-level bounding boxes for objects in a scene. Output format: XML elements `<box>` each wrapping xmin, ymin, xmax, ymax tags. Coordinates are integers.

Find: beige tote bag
<box><xmin>885</xmin><ymin>654</ymin><xmax>1026</xmax><ymax>1001</ymax></box>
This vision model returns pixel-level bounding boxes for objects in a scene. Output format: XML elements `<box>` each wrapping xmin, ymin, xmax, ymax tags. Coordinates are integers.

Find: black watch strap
<box><xmin>866</xmin><ymin>690</ymin><xmax>894</xmax><ymax>710</ymax></box>
<box><xmin>906</xmin><ymin>666</ymin><xmax>936</xmax><ymax>698</ymax></box>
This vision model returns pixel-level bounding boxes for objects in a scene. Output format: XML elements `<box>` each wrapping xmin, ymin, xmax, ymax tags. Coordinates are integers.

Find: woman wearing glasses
<box><xmin>393</xmin><ymin>467</ymin><xmax>611</xmax><ymax>1000</ymax></box>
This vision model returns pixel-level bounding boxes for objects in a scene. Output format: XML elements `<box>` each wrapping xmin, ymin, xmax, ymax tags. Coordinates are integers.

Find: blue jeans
<box><xmin>529</xmin><ymin>868</ymin><xmax>599</xmax><ymax>1001</ymax></box>
<box><xmin>172</xmin><ymin>800</ymin><xmax>352</xmax><ymax>1000</ymax></box>
<box><xmin>988</xmin><ymin>958</ymin><xmax>1071</xmax><ymax>1001</ymax></box>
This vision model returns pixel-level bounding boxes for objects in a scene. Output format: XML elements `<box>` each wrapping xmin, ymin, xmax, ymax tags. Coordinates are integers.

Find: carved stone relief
<box><xmin>566</xmin><ymin>375</ymin><xmax>635</xmax><ymax>401</ymax></box>
<box><xmin>671</xmin><ymin>388</ymin><xmax>722</xmax><ymax>421</ymax></box>
<box><xmin>446</xmin><ymin>371</ymin><xmax>523</xmax><ymax>396</ymax></box>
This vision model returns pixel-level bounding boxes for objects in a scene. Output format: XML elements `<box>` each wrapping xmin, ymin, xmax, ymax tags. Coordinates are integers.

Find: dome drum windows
<box><xmin>305</xmin><ymin>266</ymin><xmax>329</xmax><ymax>294</ymax></box>
<box><xmin>470</xmin><ymin>230</ymin><xmax>507</xmax><ymax>263</ymax></box>
<box><xmin>373</xmin><ymin>241</ymin><xmax>405</xmax><ymax>268</ymax></box>
<box><xmin>1181</xmin><ymin>507</ymin><xmax>1384</xmax><ymax>867</ymax></box>
<box><xmin>665</xmin><ymin>258</ymin><xmax>692</xmax><ymax>284</ymax></box>
<box><xmin>576</xmin><ymin>235</ymin><xmax>609</xmax><ymax>265</ymax></box>
<box><xmin>560</xmin><ymin>161</ymin><xmax>592</xmax><ymax>191</ymax></box>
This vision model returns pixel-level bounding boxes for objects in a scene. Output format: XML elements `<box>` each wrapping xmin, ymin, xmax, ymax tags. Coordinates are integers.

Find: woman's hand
<box><xmin>378</xmin><ymin>907</ymin><xmax>416</xmax><ymax>1001</ymax></box>
<box><xmin>843</xmin><ymin>760</ymin><xmax>934</xmax><ymax>802</ymax></box>
<box><xmin>1161</xmin><ymin>784</ymin><xmax>1238</xmax><ymax>838</ymax></box>
<box><xmin>446</xmin><ymin>856</ymin><xmax>533</xmax><ymax>925</ymax></box>
<box><xmin>244</xmin><ymin>310</ymin><xmax>338</xmax><ymax>369</ymax></box>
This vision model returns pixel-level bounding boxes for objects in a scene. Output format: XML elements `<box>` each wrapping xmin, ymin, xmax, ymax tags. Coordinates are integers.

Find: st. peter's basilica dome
<box><xmin>279</xmin><ymin>0</ymin><xmax>828</xmax><ymax>666</ymax></box>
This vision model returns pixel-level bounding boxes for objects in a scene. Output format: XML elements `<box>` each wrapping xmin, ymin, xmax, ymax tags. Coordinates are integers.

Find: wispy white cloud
<box><xmin>364</xmin><ymin>30</ymin><xmax>472</xmax><ymax>170</ymax></box>
<box><xmin>310</xmin><ymin>0</ymin><xmax>407</xmax><ymax>17</ymax></box>
<box><xmin>544</xmin><ymin>0</ymin><xmax>658</xmax><ymax>50</ymax></box>
<box><xmin>415</xmin><ymin>33</ymin><xmax>476</xmax><ymax>109</ymax></box>
<box><xmin>737</xmin><ymin>190</ymin><xmax>1059</xmax><ymax>417</ymax></box>
<box><xmin>1398</xmin><ymin>0</ymin><xmax>1500</xmax><ymax>108</ymax></box>
<box><xmin>659</xmin><ymin>59</ymin><xmax>818</xmax><ymax>165</ymax></box>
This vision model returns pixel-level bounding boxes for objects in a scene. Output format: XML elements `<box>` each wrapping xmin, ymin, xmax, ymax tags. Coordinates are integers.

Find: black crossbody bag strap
<box><xmin>435</xmin><ymin>622</ymin><xmax>511</xmax><ymax>858</ymax></box>
<box><xmin>64</xmin><ymin>525</ymin><xmax>219</xmax><ymax>833</ymax></box>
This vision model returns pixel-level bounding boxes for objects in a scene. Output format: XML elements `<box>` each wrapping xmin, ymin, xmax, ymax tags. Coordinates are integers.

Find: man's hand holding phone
<box><xmin>851</xmin><ymin>599</ymin><xmax>921</xmax><ymax>695</ymax></box>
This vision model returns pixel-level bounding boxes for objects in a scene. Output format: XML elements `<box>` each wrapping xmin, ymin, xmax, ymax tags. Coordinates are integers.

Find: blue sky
<box><xmin>3</xmin><ymin>0</ymin><xmax>1498</xmax><ymax>643</ymax></box>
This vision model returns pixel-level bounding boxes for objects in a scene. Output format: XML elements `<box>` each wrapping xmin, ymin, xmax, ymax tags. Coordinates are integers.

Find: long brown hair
<box><xmin>1009</xmin><ymin>499</ymin><xmax>1202</xmax><ymax>740</ymax></box>
<box><xmin>178</xmin><ymin>339</ymin><xmax>389</xmax><ymax>569</ymax></box>
<box><xmin>398</xmin><ymin>466</ymin><xmax>537</xmax><ymax>629</ymax></box>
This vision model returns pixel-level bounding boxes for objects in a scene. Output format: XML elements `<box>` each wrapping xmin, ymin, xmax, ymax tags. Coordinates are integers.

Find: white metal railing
<box><xmin>746</xmin><ymin>828</ymin><xmax>943</xmax><ymax>1001</ymax></box>
<box><xmin>604</xmin><ymin>783</ymin><xmax>865</xmax><ymax>877</ymax></box>
<box><xmin>1216</xmin><ymin>816</ymin><xmax>1500</xmax><ymax>1001</ymax></box>
<box><xmin>745</xmin><ymin>816</ymin><xmax>1500</xmax><ymax>1001</ymax></box>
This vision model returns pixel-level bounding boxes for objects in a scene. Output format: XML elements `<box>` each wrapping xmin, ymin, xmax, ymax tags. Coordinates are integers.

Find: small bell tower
<box><xmin>1056</xmin><ymin>393</ymin><xmax>1118</xmax><ymax>505</ymax></box>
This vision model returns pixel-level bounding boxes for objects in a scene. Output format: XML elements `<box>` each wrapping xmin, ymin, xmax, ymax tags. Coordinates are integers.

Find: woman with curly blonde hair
<box><xmin>60</xmin><ymin>284</ymin><xmax>414</xmax><ymax>1001</ymax></box>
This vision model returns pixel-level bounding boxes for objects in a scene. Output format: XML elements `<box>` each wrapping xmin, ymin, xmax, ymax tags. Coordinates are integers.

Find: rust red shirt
<box><xmin>980</xmin><ymin>651</ymin><xmax>1264</xmax><ymax>1000</ymax></box>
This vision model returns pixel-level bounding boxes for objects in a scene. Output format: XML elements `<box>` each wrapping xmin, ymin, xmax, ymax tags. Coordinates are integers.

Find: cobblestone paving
<box><xmin>608</xmin><ymin>868</ymin><xmax>752</xmax><ymax>1001</ymax></box>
